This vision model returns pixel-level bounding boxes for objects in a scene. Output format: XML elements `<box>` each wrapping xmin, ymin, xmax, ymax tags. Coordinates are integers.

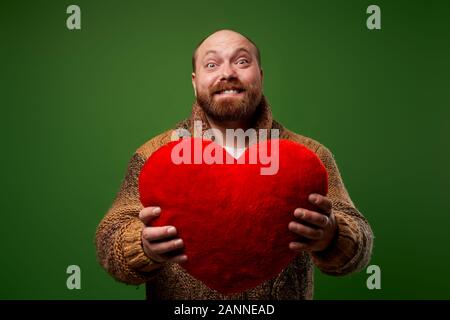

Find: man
<box><xmin>95</xmin><ymin>29</ymin><xmax>373</xmax><ymax>299</ymax></box>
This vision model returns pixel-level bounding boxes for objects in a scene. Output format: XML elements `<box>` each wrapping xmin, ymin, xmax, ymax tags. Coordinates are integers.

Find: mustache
<box><xmin>210</xmin><ymin>80</ymin><xmax>247</xmax><ymax>94</ymax></box>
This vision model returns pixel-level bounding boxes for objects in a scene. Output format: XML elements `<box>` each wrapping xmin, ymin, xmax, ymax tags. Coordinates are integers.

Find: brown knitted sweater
<box><xmin>95</xmin><ymin>97</ymin><xmax>373</xmax><ymax>300</ymax></box>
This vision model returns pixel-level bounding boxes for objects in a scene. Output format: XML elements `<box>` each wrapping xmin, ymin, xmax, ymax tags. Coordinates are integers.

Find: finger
<box><xmin>148</xmin><ymin>238</ymin><xmax>185</xmax><ymax>255</ymax></box>
<box><xmin>139</xmin><ymin>207</ymin><xmax>162</xmax><ymax>225</ymax></box>
<box><xmin>167</xmin><ymin>254</ymin><xmax>188</xmax><ymax>264</ymax></box>
<box><xmin>289</xmin><ymin>241</ymin><xmax>310</xmax><ymax>252</ymax></box>
<box><xmin>288</xmin><ymin>221</ymin><xmax>323</xmax><ymax>240</ymax></box>
<box><xmin>289</xmin><ymin>241</ymin><xmax>323</xmax><ymax>253</ymax></box>
<box><xmin>141</xmin><ymin>239</ymin><xmax>166</xmax><ymax>263</ymax></box>
<box><xmin>308</xmin><ymin>194</ymin><xmax>332</xmax><ymax>215</ymax></box>
<box><xmin>294</xmin><ymin>208</ymin><xmax>329</xmax><ymax>228</ymax></box>
<box><xmin>142</xmin><ymin>226</ymin><xmax>178</xmax><ymax>242</ymax></box>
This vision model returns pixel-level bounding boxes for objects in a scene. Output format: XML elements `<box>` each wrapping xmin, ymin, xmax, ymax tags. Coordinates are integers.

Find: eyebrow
<box><xmin>202</xmin><ymin>47</ymin><xmax>253</xmax><ymax>60</ymax></box>
<box><xmin>204</xmin><ymin>50</ymin><xmax>218</xmax><ymax>57</ymax></box>
<box><xmin>232</xmin><ymin>48</ymin><xmax>253</xmax><ymax>57</ymax></box>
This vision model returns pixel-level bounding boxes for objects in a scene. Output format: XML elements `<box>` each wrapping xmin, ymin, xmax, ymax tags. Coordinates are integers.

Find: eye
<box><xmin>206</xmin><ymin>63</ymin><xmax>217</xmax><ymax>68</ymax></box>
<box><xmin>237</xmin><ymin>59</ymin><xmax>249</xmax><ymax>65</ymax></box>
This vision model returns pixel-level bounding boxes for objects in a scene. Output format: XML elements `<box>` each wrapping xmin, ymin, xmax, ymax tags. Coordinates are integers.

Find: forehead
<box><xmin>196</xmin><ymin>32</ymin><xmax>257</xmax><ymax>59</ymax></box>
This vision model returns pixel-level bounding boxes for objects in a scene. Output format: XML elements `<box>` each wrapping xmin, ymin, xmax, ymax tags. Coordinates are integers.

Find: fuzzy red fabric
<box><xmin>138</xmin><ymin>138</ymin><xmax>328</xmax><ymax>295</ymax></box>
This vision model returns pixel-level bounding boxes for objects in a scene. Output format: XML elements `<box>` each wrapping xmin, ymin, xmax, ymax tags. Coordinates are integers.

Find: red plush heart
<box><xmin>139</xmin><ymin>138</ymin><xmax>328</xmax><ymax>295</ymax></box>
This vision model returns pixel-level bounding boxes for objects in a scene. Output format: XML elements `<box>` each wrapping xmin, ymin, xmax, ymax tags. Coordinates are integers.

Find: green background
<box><xmin>1</xmin><ymin>0</ymin><xmax>449</xmax><ymax>299</ymax></box>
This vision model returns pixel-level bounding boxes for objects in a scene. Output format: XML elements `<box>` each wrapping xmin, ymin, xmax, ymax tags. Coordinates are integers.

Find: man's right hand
<box><xmin>139</xmin><ymin>206</ymin><xmax>187</xmax><ymax>264</ymax></box>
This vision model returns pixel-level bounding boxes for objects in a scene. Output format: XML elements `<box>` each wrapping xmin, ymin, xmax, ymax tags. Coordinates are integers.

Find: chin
<box><xmin>215</xmin><ymin>100</ymin><xmax>245</xmax><ymax>111</ymax></box>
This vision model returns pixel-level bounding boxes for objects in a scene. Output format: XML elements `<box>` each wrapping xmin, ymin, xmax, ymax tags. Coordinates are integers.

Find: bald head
<box><xmin>190</xmin><ymin>29</ymin><xmax>264</xmax><ymax>123</ymax></box>
<box><xmin>192</xmin><ymin>29</ymin><xmax>261</xmax><ymax>72</ymax></box>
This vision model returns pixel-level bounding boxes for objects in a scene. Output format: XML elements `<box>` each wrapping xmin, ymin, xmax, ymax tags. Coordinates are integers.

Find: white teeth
<box><xmin>221</xmin><ymin>90</ymin><xmax>239</xmax><ymax>94</ymax></box>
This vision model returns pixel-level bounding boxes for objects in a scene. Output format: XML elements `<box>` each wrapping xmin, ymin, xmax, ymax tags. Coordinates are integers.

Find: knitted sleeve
<box><xmin>311</xmin><ymin>145</ymin><xmax>374</xmax><ymax>275</ymax></box>
<box><xmin>95</xmin><ymin>152</ymin><xmax>164</xmax><ymax>285</ymax></box>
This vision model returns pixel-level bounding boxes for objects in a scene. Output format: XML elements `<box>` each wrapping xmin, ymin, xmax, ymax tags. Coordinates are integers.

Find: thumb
<box><xmin>138</xmin><ymin>206</ymin><xmax>161</xmax><ymax>226</ymax></box>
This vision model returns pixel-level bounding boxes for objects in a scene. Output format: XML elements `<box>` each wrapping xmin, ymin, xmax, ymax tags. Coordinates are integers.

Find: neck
<box><xmin>205</xmin><ymin>115</ymin><xmax>252</xmax><ymax>149</ymax></box>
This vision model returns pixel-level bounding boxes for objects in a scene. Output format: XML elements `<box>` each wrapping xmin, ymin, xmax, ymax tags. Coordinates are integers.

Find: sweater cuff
<box><xmin>311</xmin><ymin>212</ymin><xmax>360</xmax><ymax>273</ymax></box>
<box><xmin>122</xmin><ymin>220</ymin><xmax>164</xmax><ymax>273</ymax></box>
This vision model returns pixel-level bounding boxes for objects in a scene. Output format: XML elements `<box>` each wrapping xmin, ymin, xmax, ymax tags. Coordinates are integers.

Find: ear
<box><xmin>191</xmin><ymin>72</ymin><xmax>197</xmax><ymax>97</ymax></box>
<box><xmin>260</xmin><ymin>68</ymin><xmax>264</xmax><ymax>83</ymax></box>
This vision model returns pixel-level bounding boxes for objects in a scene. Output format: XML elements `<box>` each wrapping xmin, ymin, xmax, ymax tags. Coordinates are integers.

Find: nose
<box><xmin>220</xmin><ymin>62</ymin><xmax>237</xmax><ymax>81</ymax></box>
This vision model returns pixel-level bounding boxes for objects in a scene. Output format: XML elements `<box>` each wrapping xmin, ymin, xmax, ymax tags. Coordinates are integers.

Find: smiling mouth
<box><xmin>214</xmin><ymin>88</ymin><xmax>245</xmax><ymax>95</ymax></box>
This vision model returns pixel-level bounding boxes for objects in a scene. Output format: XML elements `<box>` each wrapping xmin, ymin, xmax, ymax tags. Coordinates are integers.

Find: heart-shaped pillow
<box><xmin>138</xmin><ymin>138</ymin><xmax>328</xmax><ymax>295</ymax></box>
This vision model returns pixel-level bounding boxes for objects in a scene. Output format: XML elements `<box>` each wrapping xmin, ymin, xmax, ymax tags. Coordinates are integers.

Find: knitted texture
<box><xmin>95</xmin><ymin>96</ymin><xmax>374</xmax><ymax>299</ymax></box>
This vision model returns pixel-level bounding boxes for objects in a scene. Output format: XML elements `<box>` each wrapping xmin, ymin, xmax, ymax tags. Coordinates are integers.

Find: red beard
<box><xmin>196</xmin><ymin>79</ymin><xmax>262</xmax><ymax>122</ymax></box>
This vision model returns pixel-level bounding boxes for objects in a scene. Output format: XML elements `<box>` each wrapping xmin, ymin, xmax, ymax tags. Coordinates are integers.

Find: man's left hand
<box><xmin>288</xmin><ymin>193</ymin><xmax>338</xmax><ymax>253</ymax></box>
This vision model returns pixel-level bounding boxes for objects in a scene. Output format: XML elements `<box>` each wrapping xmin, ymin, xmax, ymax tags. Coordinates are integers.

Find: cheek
<box><xmin>197</xmin><ymin>75</ymin><xmax>216</xmax><ymax>92</ymax></box>
<box><xmin>240</xmin><ymin>69</ymin><xmax>262</xmax><ymax>86</ymax></box>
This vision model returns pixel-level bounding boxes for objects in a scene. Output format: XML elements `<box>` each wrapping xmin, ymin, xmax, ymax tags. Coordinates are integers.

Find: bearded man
<box><xmin>95</xmin><ymin>29</ymin><xmax>374</xmax><ymax>300</ymax></box>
